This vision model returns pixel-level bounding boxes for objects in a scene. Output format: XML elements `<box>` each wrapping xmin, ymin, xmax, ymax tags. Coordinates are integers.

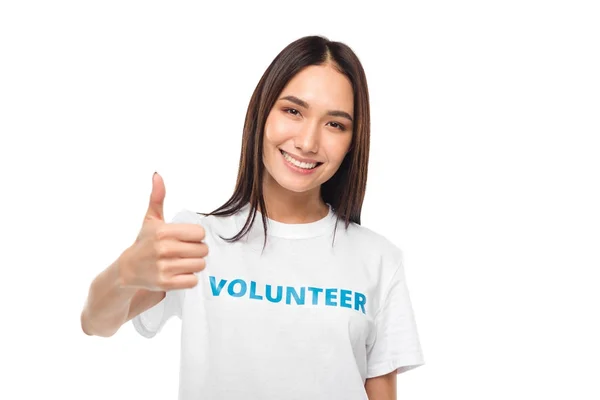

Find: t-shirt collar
<box><xmin>236</xmin><ymin>202</ymin><xmax>337</xmax><ymax>239</ymax></box>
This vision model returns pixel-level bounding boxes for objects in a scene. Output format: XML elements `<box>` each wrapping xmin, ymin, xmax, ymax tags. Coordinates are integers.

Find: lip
<box><xmin>280</xmin><ymin>149</ymin><xmax>322</xmax><ymax>175</ymax></box>
<box><xmin>279</xmin><ymin>149</ymin><xmax>321</xmax><ymax>164</ymax></box>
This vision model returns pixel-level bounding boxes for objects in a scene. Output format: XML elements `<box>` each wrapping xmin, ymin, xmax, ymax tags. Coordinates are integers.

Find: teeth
<box><xmin>282</xmin><ymin>151</ymin><xmax>318</xmax><ymax>169</ymax></box>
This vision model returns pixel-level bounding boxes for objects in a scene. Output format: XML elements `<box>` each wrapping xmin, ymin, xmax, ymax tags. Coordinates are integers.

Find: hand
<box><xmin>119</xmin><ymin>172</ymin><xmax>208</xmax><ymax>291</ymax></box>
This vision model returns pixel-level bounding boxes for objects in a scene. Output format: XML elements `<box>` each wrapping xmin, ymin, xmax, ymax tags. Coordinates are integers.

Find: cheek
<box><xmin>265</xmin><ymin>113</ymin><xmax>298</xmax><ymax>143</ymax></box>
<box><xmin>324</xmin><ymin>135</ymin><xmax>353</xmax><ymax>164</ymax></box>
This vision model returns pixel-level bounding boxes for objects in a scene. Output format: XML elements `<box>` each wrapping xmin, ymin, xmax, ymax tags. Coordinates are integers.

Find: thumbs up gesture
<box><xmin>119</xmin><ymin>173</ymin><xmax>208</xmax><ymax>291</ymax></box>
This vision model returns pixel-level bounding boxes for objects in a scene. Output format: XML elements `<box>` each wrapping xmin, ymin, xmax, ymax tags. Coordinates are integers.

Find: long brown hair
<box><xmin>201</xmin><ymin>35</ymin><xmax>370</xmax><ymax>247</ymax></box>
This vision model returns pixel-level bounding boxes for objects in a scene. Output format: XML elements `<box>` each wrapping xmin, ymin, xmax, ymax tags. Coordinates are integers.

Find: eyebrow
<box><xmin>279</xmin><ymin>95</ymin><xmax>353</xmax><ymax>122</ymax></box>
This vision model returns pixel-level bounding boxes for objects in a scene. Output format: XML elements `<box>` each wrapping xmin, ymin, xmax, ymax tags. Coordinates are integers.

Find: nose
<box><xmin>294</xmin><ymin>121</ymin><xmax>320</xmax><ymax>154</ymax></box>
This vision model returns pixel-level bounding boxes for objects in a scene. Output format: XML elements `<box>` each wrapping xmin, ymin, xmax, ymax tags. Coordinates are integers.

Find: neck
<box><xmin>261</xmin><ymin>176</ymin><xmax>329</xmax><ymax>224</ymax></box>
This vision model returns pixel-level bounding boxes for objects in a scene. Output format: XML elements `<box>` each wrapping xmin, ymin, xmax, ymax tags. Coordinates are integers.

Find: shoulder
<box><xmin>170</xmin><ymin>208</ymin><xmax>205</xmax><ymax>224</ymax></box>
<box><xmin>169</xmin><ymin>208</ymin><xmax>240</xmax><ymax>236</ymax></box>
<box><xmin>338</xmin><ymin>220</ymin><xmax>409</xmax><ymax>313</ymax></box>
<box><xmin>340</xmin><ymin>220</ymin><xmax>404</xmax><ymax>265</ymax></box>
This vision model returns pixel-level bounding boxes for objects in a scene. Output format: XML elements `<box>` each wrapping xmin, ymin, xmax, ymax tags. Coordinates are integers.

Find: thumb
<box><xmin>146</xmin><ymin>172</ymin><xmax>165</xmax><ymax>221</ymax></box>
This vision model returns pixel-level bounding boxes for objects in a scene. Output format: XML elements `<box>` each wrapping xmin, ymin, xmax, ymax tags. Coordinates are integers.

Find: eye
<box><xmin>284</xmin><ymin>108</ymin><xmax>300</xmax><ymax>116</ymax></box>
<box><xmin>328</xmin><ymin>121</ymin><xmax>346</xmax><ymax>131</ymax></box>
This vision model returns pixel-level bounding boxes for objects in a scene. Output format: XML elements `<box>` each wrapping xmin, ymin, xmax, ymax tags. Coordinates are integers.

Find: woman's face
<box><xmin>262</xmin><ymin>64</ymin><xmax>354</xmax><ymax>195</ymax></box>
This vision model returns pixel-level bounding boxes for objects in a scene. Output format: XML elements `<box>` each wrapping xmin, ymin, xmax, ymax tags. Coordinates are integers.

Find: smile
<box><xmin>280</xmin><ymin>149</ymin><xmax>323</xmax><ymax>170</ymax></box>
<box><xmin>279</xmin><ymin>149</ymin><xmax>323</xmax><ymax>175</ymax></box>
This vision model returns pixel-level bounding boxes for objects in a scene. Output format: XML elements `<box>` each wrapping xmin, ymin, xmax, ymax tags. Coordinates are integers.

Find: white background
<box><xmin>1</xmin><ymin>1</ymin><xmax>599</xmax><ymax>399</ymax></box>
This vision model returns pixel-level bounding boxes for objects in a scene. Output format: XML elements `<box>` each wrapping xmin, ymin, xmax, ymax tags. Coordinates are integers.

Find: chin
<box><xmin>273</xmin><ymin>175</ymin><xmax>319</xmax><ymax>194</ymax></box>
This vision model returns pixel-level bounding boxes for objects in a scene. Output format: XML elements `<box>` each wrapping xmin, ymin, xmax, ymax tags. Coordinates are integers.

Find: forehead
<box><xmin>279</xmin><ymin>64</ymin><xmax>354</xmax><ymax>112</ymax></box>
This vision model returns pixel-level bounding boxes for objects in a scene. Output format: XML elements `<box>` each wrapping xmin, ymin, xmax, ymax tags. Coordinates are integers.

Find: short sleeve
<box><xmin>366</xmin><ymin>252</ymin><xmax>425</xmax><ymax>378</ymax></box>
<box><xmin>131</xmin><ymin>209</ymin><xmax>202</xmax><ymax>338</ymax></box>
<box><xmin>131</xmin><ymin>288</ymin><xmax>183</xmax><ymax>338</ymax></box>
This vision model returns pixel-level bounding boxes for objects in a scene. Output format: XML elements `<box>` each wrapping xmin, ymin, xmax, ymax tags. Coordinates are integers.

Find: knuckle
<box><xmin>154</xmin><ymin>242</ymin><xmax>170</xmax><ymax>258</ymax></box>
<box><xmin>155</xmin><ymin>259</ymin><xmax>168</xmax><ymax>273</ymax></box>
<box><xmin>156</xmin><ymin>273</ymin><xmax>169</xmax><ymax>289</ymax></box>
<box><xmin>154</xmin><ymin>226</ymin><xmax>169</xmax><ymax>241</ymax></box>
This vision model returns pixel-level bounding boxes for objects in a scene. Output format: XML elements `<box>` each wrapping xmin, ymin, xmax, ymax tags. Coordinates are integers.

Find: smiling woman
<box><xmin>81</xmin><ymin>35</ymin><xmax>425</xmax><ymax>400</ymax></box>
<box><xmin>262</xmin><ymin>64</ymin><xmax>355</xmax><ymax>201</ymax></box>
<box><xmin>203</xmin><ymin>36</ymin><xmax>372</xmax><ymax>239</ymax></box>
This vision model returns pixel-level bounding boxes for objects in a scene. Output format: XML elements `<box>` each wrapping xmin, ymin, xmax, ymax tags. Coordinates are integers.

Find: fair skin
<box><xmin>261</xmin><ymin>62</ymin><xmax>397</xmax><ymax>399</ymax></box>
<box><xmin>261</xmin><ymin>62</ymin><xmax>353</xmax><ymax>224</ymax></box>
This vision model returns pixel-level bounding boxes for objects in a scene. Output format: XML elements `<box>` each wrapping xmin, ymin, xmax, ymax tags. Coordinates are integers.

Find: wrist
<box><xmin>115</xmin><ymin>247</ymin><xmax>136</xmax><ymax>291</ymax></box>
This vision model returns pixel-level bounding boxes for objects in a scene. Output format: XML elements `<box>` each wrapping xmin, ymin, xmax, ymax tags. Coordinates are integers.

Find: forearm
<box><xmin>81</xmin><ymin>251</ymin><xmax>139</xmax><ymax>337</ymax></box>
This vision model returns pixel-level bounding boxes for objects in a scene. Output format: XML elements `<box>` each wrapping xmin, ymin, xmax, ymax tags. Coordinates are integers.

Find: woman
<box><xmin>81</xmin><ymin>35</ymin><xmax>425</xmax><ymax>399</ymax></box>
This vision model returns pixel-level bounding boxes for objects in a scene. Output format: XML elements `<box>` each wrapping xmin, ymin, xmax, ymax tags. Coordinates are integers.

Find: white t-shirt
<box><xmin>132</xmin><ymin>203</ymin><xmax>424</xmax><ymax>399</ymax></box>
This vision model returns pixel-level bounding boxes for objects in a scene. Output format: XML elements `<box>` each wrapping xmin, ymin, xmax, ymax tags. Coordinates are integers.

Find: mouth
<box><xmin>280</xmin><ymin>149</ymin><xmax>323</xmax><ymax>170</ymax></box>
